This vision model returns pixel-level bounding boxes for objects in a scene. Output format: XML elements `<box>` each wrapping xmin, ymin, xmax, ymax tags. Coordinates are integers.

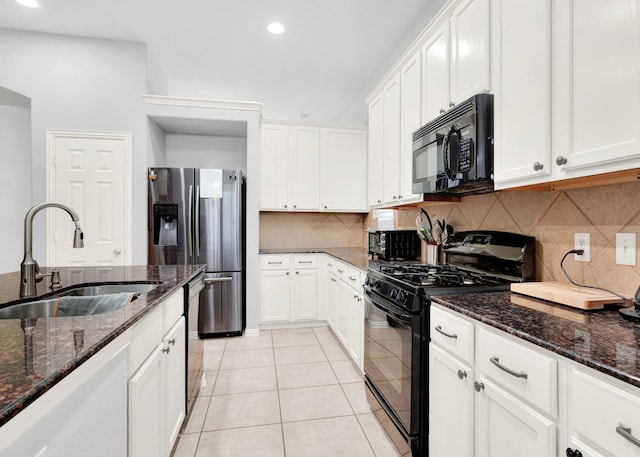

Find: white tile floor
<box><xmin>171</xmin><ymin>326</ymin><xmax>401</xmax><ymax>457</ymax></box>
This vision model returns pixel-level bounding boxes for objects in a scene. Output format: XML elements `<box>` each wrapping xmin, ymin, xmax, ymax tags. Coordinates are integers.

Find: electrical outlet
<box><xmin>574</xmin><ymin>233</ymin><xmax>590</xmax><ymax>262</ymax></box>
<box><xmin>616</xmin><ymin>233</ymin><xmax>636</xmax><ymax>266</ymax></box>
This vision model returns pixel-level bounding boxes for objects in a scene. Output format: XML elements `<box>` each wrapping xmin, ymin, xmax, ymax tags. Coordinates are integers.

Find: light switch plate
<box><xmin>616</xmin><ymin>233</ymin><xmax>636</xmax><ymax>266</ymax></box>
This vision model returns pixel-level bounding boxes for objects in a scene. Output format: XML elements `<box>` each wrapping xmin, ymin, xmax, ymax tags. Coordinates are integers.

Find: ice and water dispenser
<box><xmin>153</xmin><ymin>203</ymin><xmax>178</xmax><ymax>246</ymax></box>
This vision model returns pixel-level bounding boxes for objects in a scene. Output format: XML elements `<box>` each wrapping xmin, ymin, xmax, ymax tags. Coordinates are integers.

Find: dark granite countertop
<box><xmin>432</xmin><ymin>291</ymin><xmax>640</xmax><ymax>388</ymax></box>
<box><xmin>0</xmin><ymin>264</ymin><xmax>205</xmax><ymax>426</ymax></box>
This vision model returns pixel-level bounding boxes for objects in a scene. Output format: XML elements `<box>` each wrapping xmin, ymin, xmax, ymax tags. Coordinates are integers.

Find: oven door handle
<box><xmin>365</xmin><ymin>292</ymin><xmax>413</xmax><ymax>322</ymax></box>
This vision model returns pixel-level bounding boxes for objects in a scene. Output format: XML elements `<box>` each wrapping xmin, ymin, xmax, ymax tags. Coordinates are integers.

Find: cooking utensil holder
<box><xmin>426</xmin><ymin>244</ymin><xmax>441</xmax><ymax>265</ymax></box>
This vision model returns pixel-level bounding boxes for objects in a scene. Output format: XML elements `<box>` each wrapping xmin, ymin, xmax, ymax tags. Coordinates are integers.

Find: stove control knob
<box><xmin>398</xmin><ymin>291</ymin><xmax>408</xmax><ymax>304</ymax></box>
<box><xmin>389</xmin><ymin>288</ymin><xmax>398</xmax><ymax>299</ymax></box>
<box><xmin>364</xmin><ymin>277</ymin><xmax>371</xmax><ymax>286</ymax></box>
<box><xmin>373</xmin><ymin>280</ymin><xmax>381</xmax><ymax>289</ymax></box>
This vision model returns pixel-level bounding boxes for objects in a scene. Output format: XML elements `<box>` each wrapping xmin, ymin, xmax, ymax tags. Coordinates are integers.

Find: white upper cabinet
<box><xmin>368</xmin><ymin>93</ymin><xmax>384</xmax><ymax>207</ymax></box>
<box><xmin>320</xmin><ymin>128</ymin><xmax>368</xmax><ymax>211</ymax></box>
<box><xmin>552</xmin><ymin>0</ymin><xmax>640</xmax><ymax>178</ymax></box>
<box><xmin>382</xmin><ymin>74</ymin><xmax>402</xmax><ymax>204</ymax></box>
<box><xmin>260</xmin><ymin>122</ymin><xmax>367</xmax><ymax>212</ymax></box>
<box><xmin>399</xmin><ymin>51</ymin><xmax>424</xmax><ymax>204</ymax></box>
<box><xmin>492</xmin><ymin>0</ymin><xmax>553</xmax><ymax>187</ymax></box>
<box><xmin>422</xmin><ymin>21</ymin><xmax>451</xmax><ymax>123</ymax></box>
<box><xmin>423</xmin><ymin>0</ymin><xmax>491</xmax><ymax>124</ymax></box>
<box><xmin>494</xmin><ymin>0</ymin><xmax>640</xmax><ymax>189</ymax></box>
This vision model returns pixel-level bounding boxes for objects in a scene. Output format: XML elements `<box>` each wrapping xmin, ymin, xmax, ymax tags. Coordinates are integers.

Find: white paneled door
<box><xmin>46</xmin><ymin>130</ymin><xmax>132</xmax><ymax>267</ymax></box>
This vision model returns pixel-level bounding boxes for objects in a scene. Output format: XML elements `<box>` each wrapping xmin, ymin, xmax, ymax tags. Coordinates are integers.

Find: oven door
<box><xmin>363</xmin><ymin>290</ymin><xmax>422</xmax><ymax>438</ymax></box>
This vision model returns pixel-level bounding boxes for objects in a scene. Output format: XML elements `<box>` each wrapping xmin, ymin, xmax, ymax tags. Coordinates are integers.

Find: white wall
<box><xmin>164</xmin><ymin>134</ymin><xmax>247</xmax><ymax>173</ymax></box>
<box><xmin>0</xmin><ymin>29</ymin><xmax>148</xmax><ymax>265</ymax></box>
<box><xmin>0</xmin><ymin>89</ymin><xmax>32</xmax><ymax>274</ymax></box>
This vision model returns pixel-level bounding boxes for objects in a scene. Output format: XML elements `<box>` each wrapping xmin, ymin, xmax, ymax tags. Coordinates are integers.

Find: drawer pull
<box><xmin>267</xmin><ymin>261</ymin><xmax>283</xmax><ymax>265</ymax></box>
<box><xmin>349</xmin><ymin>276</ymin><xmax>356</xmax><ymax>281</ymax></box>
<box><xmin>435</xmin><ymin>325</ymin><xmax>458</xmax><ymax>339</ymax></box>
<box><xmin>298</xmin><ymin>260</ymin><xmax>313</xmax><ymax>264</ymax></box>
<box><xmin>474</xmin><ymin>381</ymin><xmax>484</xmax><ymax>392</ymax></box>
<box><xmin>490</xmin><ymin>356</ymin><xmax>528</xmax><ymax>379</ymax></box>
<box><xmin>328</xmin><ymin>263</ymin><xmax>333</xmax><ymax>267</ymax></box>
<box><xmin>457</xmin><ymin>370</ymin><xmax>467</xmax><ymax>380</ymax></box>
<box><xmin>337</xmin><ymin>269</ymin><xmax>344</xmax><ymax>273</ymax></box>
<box><xmin>205</xmin><ymin>277</ymin><xmax>233</xmax><ymax>284</ymax></box>
<box><xmin>616</xmin><ymin>423</ymin><xmax>640</xmax><ymax>448</ymax></box>
<box><xmin>331</xmin><ymin>278</ymin><xmax>337</xmax><ymax>282</ymax></box>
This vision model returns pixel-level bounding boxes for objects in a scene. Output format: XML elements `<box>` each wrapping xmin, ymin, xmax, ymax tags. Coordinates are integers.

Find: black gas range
<box><xmin>363</xmin><ymin>230</ymin><xmax>536</xmax><ymax>457</ymax></box>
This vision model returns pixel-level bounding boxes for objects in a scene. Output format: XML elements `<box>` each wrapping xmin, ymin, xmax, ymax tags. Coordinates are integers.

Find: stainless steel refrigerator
<box><xmin>148</xmin><ymin>167</ymin><xmax>245</xmax><ymax>337</ymax></box>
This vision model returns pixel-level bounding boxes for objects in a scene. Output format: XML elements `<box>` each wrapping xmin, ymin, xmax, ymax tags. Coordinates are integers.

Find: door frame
<box><xmin>45</xmin><ymin>129</ymin><xmax>133</xmax><ymax>266</ymax></box>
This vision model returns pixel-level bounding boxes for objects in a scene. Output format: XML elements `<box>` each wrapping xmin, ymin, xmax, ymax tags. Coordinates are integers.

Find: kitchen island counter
<box><xmin>0</xmin><ymin>264</ymin><xmax>205</xmax><ymax>427</ymax></box>
<box><xmin>432</xmin><ymin>291</ymin><xmax>640</xmax><ymax>388</ymax></box>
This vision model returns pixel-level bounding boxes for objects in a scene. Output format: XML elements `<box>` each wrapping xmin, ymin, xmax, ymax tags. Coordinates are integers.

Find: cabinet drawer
<box><xmin>163</xmin><ymin>288</ymin><xmax>184</xmax><ymax>333</ymax></box>
<box><xmin>293</xmin><ymin>254</ymin><xmax>316</xmax><ymax>269</ymax></box>
<box><xmin>477</xmin><ymin>328</ymin><xmax>557</xmax><ymax>417</ymax></box>
<box><xmin>129</xmin><ymin>305</ymin><xmax>163</xmax><ymax>373</ymax></box>
<box><xmin>260</xmin><ymin>255</ymin><xmax>291</xmax><ymax>270</ymax></box>
<box><xmin>571</xmin><ymin>369</ymin><xmax>640</xmax><ymax>456</ymax></box>
<box><xmin>346</xmin><ymin>266</ymin><xmax>364</xmax><ymax>291</ymax></box>
<box><xmin>430</xmin><ymin>305</ymin><xmax>474</xmax><ymax>365</ymax></box>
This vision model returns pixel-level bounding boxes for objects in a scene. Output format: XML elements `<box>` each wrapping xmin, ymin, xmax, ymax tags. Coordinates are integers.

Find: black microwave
<box><xmin>412</xmin><ymin>93</ymin><xmax>494</xmax><ymax>195</ymax></box>
<box><xmin>368</xmin><ymin>230</ymin><xmax>420</xmax><ymax>261</ymax></box>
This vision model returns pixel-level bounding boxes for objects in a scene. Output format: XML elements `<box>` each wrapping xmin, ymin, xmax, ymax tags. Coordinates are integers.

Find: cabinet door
<box><xmin>289</xmin><ymin>127</ymin><xmax>320</xmax><ymax>210</ymax></box>
<box><xmin>321</xmin><ymin>128</ymin><xmax>367</xmax><ymax>211</ymax></box>
<box><xmin>553</xmin><ymin>0</ymin><xmax>640</xmax><ymax>178</ymax></box>
<box><xmin>368</xmin><ymin>93</ymin><xmax>384</xmax><ymax>207</ymax></box>
<box><xmin>334</xmin><ymin>279</ymin><xmax>349</xmax><ymax>345</ymax></box>
<box><xmin>399</xmin><ymin>51</ymin><xmax>423</xmax><ymax>203</ymax></box>
<box><xmin>292</xmin><ymin>269</ymin><xmax>317</xmax><ymax>320</ymax></box>
<box><xmin>260</xmin><ymin>125</ymin><xmax>289</xmax><ymax>210</ymax></box>
<box><xmin>492</xmin><ymin>0</ymin><xmax>553</xmax><ymax>189</ymax></box>
<box><xmin>450</xmin><ymin>0</ymin><xmax>491</xmax><ymax>104</ymax></box>
<box><xmin>129</xmin><ymin>345</ymin><xmax>165</xmax><ymax>457</ymax></box>
<box><xmin>326</xmin><ymin>275</ymin><xmax>338</xmax><ymax>330</ymax></box>
<box><xmin>429</xmin><ymin>344</ymin><xmax>474</xmax><ymax>457</ymax></box>
<box><xmin>422</xmin><ymin>21</ymin><xmax>450</xmax><ymax>123</ymax></box>
<box><xmin>164</xmin><ymin>317</ymin><xmax>186</xmax><ymax>453</ymax></box>
<box><xmin>475</xmin><ymin>377</ymin><xmax>556</xmax><ymax>457</ymax></box>
<box><xmin>347</xmin><ymin>292</ymin><xmax>364</xmax><ymax>371</ymax></box>
<box><xmin>260</xmin><ymin>270</ymin><xmax>291</xmax><ymax>322</ymax></box>
<box><xmin>383</xmin><ymin>74</ymin><xmax>401</xmax><ymax>204</ymax></box>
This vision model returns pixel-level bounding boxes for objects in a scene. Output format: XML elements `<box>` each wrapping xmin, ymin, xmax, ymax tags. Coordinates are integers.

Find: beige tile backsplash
<box><xmin>260</xmin><ymin>181</ymin><xmax>640</xmax><ymax>296</ymax></box>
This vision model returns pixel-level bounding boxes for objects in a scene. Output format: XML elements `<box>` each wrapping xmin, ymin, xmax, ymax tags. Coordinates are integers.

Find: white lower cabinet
<box><xmin>431</xmin><ymin>303</ymin><xmax>640</xmax><ymax>457</ymax></box>
<box><xmin>129</xmin><ymin>289</ymin><xmax>186</xmax><ymax>457</ymax></box>
<box><xmin>259</xmin><ymin>254</ymin><xmax>318</xmax><ymax>324</ymax></box>
<box><xmin>475</xmin><ymin>376</ymin><xmax>556</xmax><ymax>457</ymax></box>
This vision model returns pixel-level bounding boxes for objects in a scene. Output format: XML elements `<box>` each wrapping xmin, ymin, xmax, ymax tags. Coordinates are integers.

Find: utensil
<box><xmin>418</xmin><ymin>209</ymin><xmax>434</xmax><ymax>244</ymax></box>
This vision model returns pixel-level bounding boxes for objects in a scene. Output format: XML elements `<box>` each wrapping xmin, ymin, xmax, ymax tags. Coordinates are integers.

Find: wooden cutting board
<box><xmin>510</xmin><ymin>281</ymin><xmax>629</xmax><ymax>310</ymax></box>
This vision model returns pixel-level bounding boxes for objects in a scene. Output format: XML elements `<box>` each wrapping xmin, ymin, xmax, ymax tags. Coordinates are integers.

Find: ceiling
<box><xmin>0</xmin><ymin>0</ymin><xmax>445</xmax><ymax>124</ymax></box>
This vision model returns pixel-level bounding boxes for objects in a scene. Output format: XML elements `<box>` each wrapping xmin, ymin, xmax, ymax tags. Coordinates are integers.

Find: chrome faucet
<box><xmin>20</xmin><ymin>202</ymin><xmax>84</xmax><ymax>298</ymax></box>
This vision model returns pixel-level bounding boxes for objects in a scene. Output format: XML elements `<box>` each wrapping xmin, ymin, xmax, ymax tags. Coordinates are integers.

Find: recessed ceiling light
<box><xmin>267</xmin><ymin>23</ymin><xmax>285</xmax><ymax>34</ymax></box>
<box><xmin>16</xmin><ymin>0</ymin><xmax>39</xmax><ymax>7</ymax></box>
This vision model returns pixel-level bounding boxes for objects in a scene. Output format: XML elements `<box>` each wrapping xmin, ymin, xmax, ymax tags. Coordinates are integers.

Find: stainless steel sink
<box><xmin>0</xmin><ymin>282</ymin><xmax>160</xmax><ymax>319</ymax></box>
<box><xmin>56</xmin><ymin>283</ymin><xmax>159</xmax><ymax>297</ymax></box>
<box><xmin>0</xmin><ymin>296</ymin><xmax>131</xmax><ymax>319</ymax></box>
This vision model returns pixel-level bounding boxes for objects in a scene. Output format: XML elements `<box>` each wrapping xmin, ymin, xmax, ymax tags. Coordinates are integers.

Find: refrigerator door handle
<box><xmin>195</xmin><ymin>185</ymin><xmax>201</xmax><ymax>257</ymax></box>
<box><xmin>187</xmin><ymin>184</ymin><xmax>193</xmax><ymax>257</ymax></box>
<box><xmin>204</xmin><ymin>277</ymin><xmax>233</xmax><ymax>285</ymax></box>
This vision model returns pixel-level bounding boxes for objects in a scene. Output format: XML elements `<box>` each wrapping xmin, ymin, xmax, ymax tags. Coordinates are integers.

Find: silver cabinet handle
<box><xmin>293</xmin><ymin>204</ymin><xmax>297</xmax><ymax>208</ymax></box>
<box><xmin>490</xmin><ymin>356</ymin><xmax>528</xmax><ymax>379</ymax></box>
<box><xmin>556</xmin><ymin>156</ymin><xmax>568</xmax><ymax>166</ymax></box>
<box><xmin>331</xmin><ymin>278</ymin><xmax>337</xmax><ymax>282</ymax></box>
<box><xmin>267</xmin><ymin>261</ymin><xmax>282</xmax><ymax>265</ymax></box>
<box><xmin>533</xmin><ymin>162</ymin><xmax>544</xmax><ymax>171</ymax></box>
<box><xmin>284</xmin><ymin>204</ymin><xmax>288</xmax><ymax>209</ymax></box>
<box><xmin>439</xmin><ymin>108</ymin><xmax>446</xmax><ymax>114</ymax></box>
<box><xmin>474</xmin><ymin>381</ymin><xmax>484</xmax><ymax>392</ymax></box>
<box><xmin>457</xmin><ymin>370</ymin><xmax>467</xmax><ymax>380</ymax></box>
<box><xmin>296</xmin><ymin>271</ymin><xmax>299</xmax><ymax>275</ymax></box>
<box><xmin>113</xmin><ymin>248</ymin><xmax>121</xmax><ymax>255</ymax></box>
<box><xmin>434</xmin><ymin>325</ymin><xmax>458</xmax><ymax>339</ymax></box>
<box><xmin>168</xmin><ymin>338</ymin><xmax>176</xmax><ymax>346</ymax></box>
<box><xmin>298</xmin><ymin>261</ymin><xmax>313</xmax><ymax>264</ymax></box>
<box><xmin>205</xmin><ymin>277</ymin><xmax>233</xmax><ymax>284</ymax></box>
<box><xmin>286</xmin><ymin>272</ymin><xmax>289</xmax><ymax>275</ymax></box>
<box><xmin>349</xmin><ymin>276</ymin><xmax>356</xmax><ymax>281</ymax></box>
<box><xmin>449</xmin><ymin>101</ymin><xmax>455</xmax><ymax>107</ymax></box>
<box><xmin>327</xmin><ymin>263</ymin><xmax>333</xmax><ymax>267</ymax></box>
<box><xmin>163</xmin><ymin>346</ymin><xmax>170</xmax><ymax>354</ymax></box>
<box><xmin>337</xmin><ymin>269</ymin><xmax>344</xmax><ymax>273</ymax></box>
<box><xmin>616</xmin><ymin>423</ymin><xmax>640</xmax><ymax>448</ymax></box>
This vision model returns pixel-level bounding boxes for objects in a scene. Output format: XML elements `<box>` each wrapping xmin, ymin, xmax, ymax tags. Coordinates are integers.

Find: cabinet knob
<box><xmin>293</xmin><ymin>204</ymin><xmax>297</xmax><ymax>209</ymax></box>
<box><xmin>163</xmin><ymin>346</ymin><xmax>170</xmax><ymax>354</ymax></box>
<box><xmin>457</xmin><ymin>369</ymin><xmax>467</xmax><ymax>380</ymax></box>
<box><xmin>398</xmin><ymin>195</ymin><xmax>402</xmax><ymax>199</ymax></box>
<box><xmin>449</xmin><ymin>101</ymin><xmax>455</xmax><ymax>107</ymax></box>
<box><xmin>168</xmin><ymin>338</ymin><xmax>176</xmax><ymax>346</ymax></box>
<box><xmin>324</xmin><ymin>205</ymin><xmax>328</xmax><ymax>209</ymax></box>
<box><xmin>474</xmin><ymin>381</ymin><xmax>485</xmax><ymax>392</ymax></box>
<box><xmin>556</xmin><ymin>156</ymin><xmax>568</xmax><ymax>166</ymax></box>
<box><xmin>113</xmin><ymin>248</ymin><xmax>121</xmax><ymax>255</ymax></box>
<box><xmin>284</xmin><ymin>204</ymin><xmax>288</xmax><ymax>209</ymax></box>
<box><xmin>533</xmin><ymin>162</ymin><xmax>544</xmax><ymax>171</ymax></box>
<box><xmin>377</xmin><ymin>200</ymin><xmax>382</xmax><ymax>204</ymax></box>
<box><xmin>439</xmin><ymin>108</ymin><xmax>446</xmax><ymax>114</ymax></box>
<box><xmin>286</xmin><ymin>272</ymin><xmax>290</xmax><ymax>275</ymax></box>
<box><xmin>295</xmin><ymin>271</ymin><xmax>299</xmax><ymax>274</ymax></box>
<box><xmin>566</xmin><ymin>448</ymin><xmax>583</xmax><ymax>457</ymax></box>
